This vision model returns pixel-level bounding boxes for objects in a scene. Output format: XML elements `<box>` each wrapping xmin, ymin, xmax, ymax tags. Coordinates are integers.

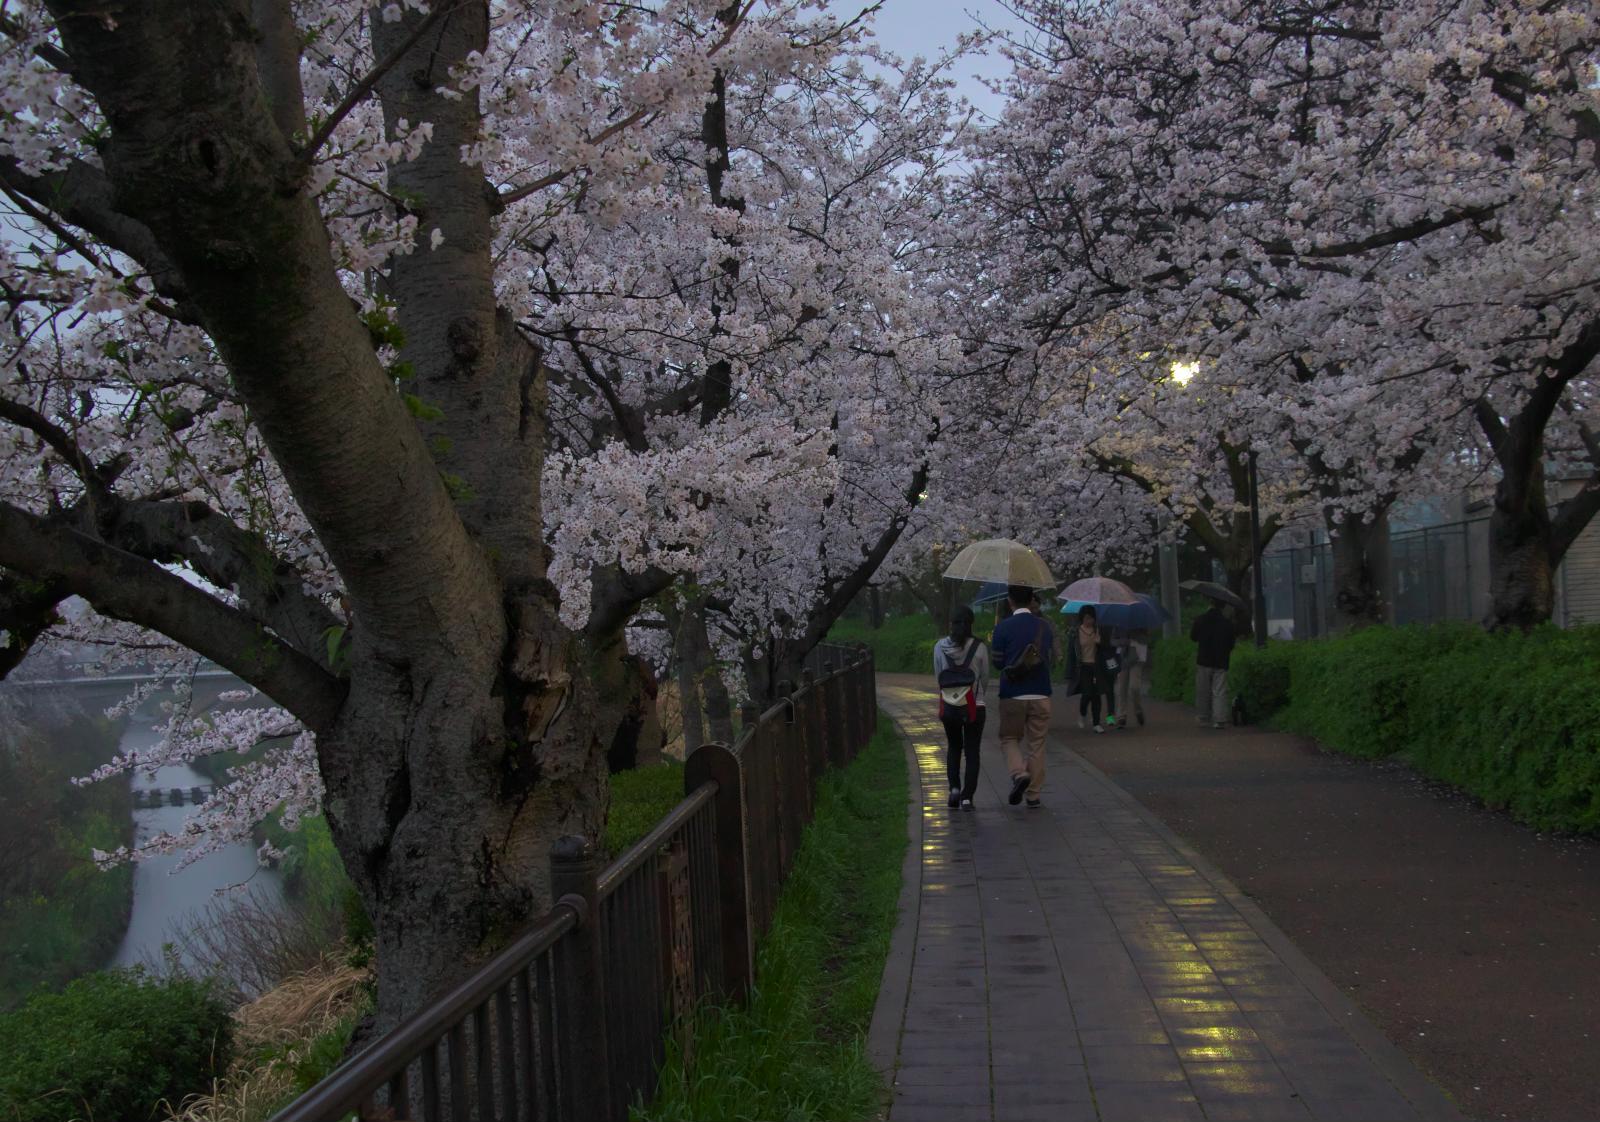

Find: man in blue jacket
<box><xmin>990</xmin><ymin>585</ymin><xmax>1056</xmax><ymax>807</ymax></box>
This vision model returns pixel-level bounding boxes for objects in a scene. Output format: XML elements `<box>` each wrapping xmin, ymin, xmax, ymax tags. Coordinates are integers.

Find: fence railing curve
<box><xmin>270</xmin><ymin>641</ymin><xmax>876</xmax><ymax>1122</ymax></box>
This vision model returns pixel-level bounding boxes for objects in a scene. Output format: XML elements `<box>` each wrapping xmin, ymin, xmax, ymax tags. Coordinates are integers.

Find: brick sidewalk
<box><xmin>867</xmin><ymin>678</ymin><xmax>1460</xmax><ymax>1122</ymax></box>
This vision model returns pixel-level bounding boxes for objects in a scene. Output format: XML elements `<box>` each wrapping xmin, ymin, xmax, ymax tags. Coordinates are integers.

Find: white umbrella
<box><xmin>942</xmin><ymin>538</ymin><xmax>1056</xmax><ymax>590</ymax></box>
<box><xmin>1060</xmin><ymin>576</ymin><xmax>1139</xmax><ymax>606</ymax></box>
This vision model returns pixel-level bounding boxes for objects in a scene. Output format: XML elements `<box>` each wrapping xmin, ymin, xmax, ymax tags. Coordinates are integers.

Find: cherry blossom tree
<box><xmin>971</xmin><ymin>0</ymin><xmax>1599</xmax><ymax>630</ymax></box>
<box><xmin>0</xmin><ymin>0</ymin><xmax>970</xmax><ymax>1030</ymax></box>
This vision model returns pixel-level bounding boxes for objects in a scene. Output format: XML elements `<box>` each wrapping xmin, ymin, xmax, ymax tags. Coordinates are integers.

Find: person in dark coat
<box><xmin>1190</xmin><ymin>603</ymin><xmax>1236</xmax><ymax>729</ymax></box>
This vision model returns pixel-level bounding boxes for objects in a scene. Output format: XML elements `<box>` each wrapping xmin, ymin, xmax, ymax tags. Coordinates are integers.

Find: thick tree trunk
<box><xmin>1328</xmin><ymin>506</ymin><xmax>1393</xmax><ymax>632</ymax></box>
<box><xmin>1485</xmin><ymin>479</ymin><xmax>1556</xmax><ymax>631</ymax></box>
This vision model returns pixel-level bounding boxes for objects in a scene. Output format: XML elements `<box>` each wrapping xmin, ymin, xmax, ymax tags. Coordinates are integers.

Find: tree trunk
<box><xmin>321</xmin><ymin>602</ymin><xmax>610</xmax><ymax>1031</ymax></box>
<box><xmin>1328</xmin><ymin>506</ymin><xmax>1393</xmax><ymax>632</ymax></box>
<box><xmin>1484</xmin><ymin>478</ymin><xmax>1556</xmax><ymax>631</ymax></box>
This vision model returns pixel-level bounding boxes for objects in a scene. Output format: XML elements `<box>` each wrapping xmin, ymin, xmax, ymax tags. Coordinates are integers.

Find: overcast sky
<box><xmin>834</xmin><ymin>0</ymin><xmax>1023</xmax><ymax>119</ymax></box>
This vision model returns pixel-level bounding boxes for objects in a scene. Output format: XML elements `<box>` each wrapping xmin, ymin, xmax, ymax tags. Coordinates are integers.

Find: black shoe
<box><xmin>1025</xmin><ymin>797</ymin><xmax>1042</xmax><ymax>809</ymax></box>
<box><xmin>960</xmin><ymin>798</ymin><xmax>974</xmax><ymax>812</ymax></box>
<box><xmin>1008</xmin><ymin>774</ymin><xmax>1029</xmax><ymax>805</ymax></box>
<box><xmin>947</xmin><ymin>790</ymin><xmax>960</xmax><ymax>809</ymax></box>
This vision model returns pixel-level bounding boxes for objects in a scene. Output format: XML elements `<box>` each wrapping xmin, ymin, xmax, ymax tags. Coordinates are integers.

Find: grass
<box><xmin>828</xmin><ymin>614</ymin><xmax>940</xmax><ymax>674</ymax></box>
<box><xmin>607</xmin><ymin>760</ymin><xmax>688</xmax><ymax>858</ymax></box>
<box><xmin>638</xmin><ymin>714</ymin><xmax>908</xmax><ymax>1122</ymax></box>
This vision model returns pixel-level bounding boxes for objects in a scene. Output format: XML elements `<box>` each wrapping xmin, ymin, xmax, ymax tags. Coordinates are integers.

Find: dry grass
<box><xmin>163</xmin><ymin>950</ymin><xmax>371</xmax><ymax>1122</ymax></box>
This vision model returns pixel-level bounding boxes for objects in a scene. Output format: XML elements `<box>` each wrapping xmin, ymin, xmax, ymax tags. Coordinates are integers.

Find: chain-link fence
<box><xmin>1260</xmin><ymin>518</ymin><xmax>1492</xmax><ymax>638</ymax></box>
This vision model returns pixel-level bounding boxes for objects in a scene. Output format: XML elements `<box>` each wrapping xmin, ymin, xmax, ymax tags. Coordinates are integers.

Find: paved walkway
<box><xmin>867</xmin><ymin>678</ymin><xmax>1460</xmax><ymax>1122</ymax></box>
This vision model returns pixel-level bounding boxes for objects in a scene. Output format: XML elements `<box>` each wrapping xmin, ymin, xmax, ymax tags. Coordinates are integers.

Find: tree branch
<box><xmin>296</xmin><ymin>0</ymin><xmax>461</xmax><ymax>163</ymax></box>
<box><xmin>0</xmin><ymin>573</ymin><xmax>68</xmax><ymax>678</ymax></box>
<box><xmin>0</xmin><ymin>502</ymin><xmax>345</xmax><ymax>728</ymax></box>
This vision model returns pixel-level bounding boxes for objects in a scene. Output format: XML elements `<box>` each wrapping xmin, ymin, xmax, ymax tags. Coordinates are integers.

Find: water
<box><xmin>108</xmin><ymin>693</ymin><xmax>285</xmax><ymax>974</ymax></box>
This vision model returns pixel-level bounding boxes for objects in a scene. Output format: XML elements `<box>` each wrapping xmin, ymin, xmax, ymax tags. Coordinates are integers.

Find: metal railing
<box><xmin>270</xmin><ymin>642</ymin><xmax>877</xmax><ymax>1122</ymax></box>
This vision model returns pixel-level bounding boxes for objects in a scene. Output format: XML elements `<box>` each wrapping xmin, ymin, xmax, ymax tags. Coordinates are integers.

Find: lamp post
<box><xmin>1247</xmin><ymin>449</ymin><xmax>1267</xmax><ymax>648</ymax></box>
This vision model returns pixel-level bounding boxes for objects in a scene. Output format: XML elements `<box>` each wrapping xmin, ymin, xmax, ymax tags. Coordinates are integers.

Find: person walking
<box><xmin>1066</xmin><ymin>605</ymin><xmax>1116</xmax><ymax>733</ymax></box>
<box><xmin>1191</xmin><ymin>602</ymin><xmax>1236</xmax><ymax>729</ymax></box>
<box><xmin>933</xmin><ymin>606</ymin><xmax>989</xmax><ymax>811</ymax></box>
<box><xmin>991</xmin><ymin>585</ymin><xmax>1055</xmax><ymax>808</ymax></box>
<box><xmin>1114</xmin><ymin>626</ymin><xmax>1149</xmax><ymax>727</ymax></box>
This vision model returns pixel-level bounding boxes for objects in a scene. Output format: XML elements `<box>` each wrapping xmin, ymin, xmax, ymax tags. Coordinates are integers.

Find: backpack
<box><xmin>938</xmin><ymin>639</ymin><xmax>981</xmax><ymax>722</ymax></box>
<box><xmin>1001</xmin><ymin>617</ymin><xmax>1047</xmax><ymax>683</ymax></box>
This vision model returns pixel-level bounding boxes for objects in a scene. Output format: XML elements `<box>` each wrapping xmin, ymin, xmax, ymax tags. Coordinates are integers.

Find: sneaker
<box><xmin>947</xmin><ymin>789</ymin><xmax>961</xmax><ymax>808</ymax></box>
<box><xmin>1092</xmin><ymin>725</ymin><xmax>1103</xmax><ymax>734</ymax></box>
<box><xmin>1104</xmin><ymin>717</ymin><xmax>1117</xmax><ymax>730</ymax></box>
<box><xmin>1008</xmin><ymin>774</ymin><xmax>1029</xmax><ymax>805</ymax></box>
<box><xmin>1077</xmin><ymin>716</ymin><xmax>1086</xmax><ymax>730</ymax></box>
<box><xmin>1025</xmin><ymin>797</ymin><xmax>1042</xmax><ymax>809</ymax></box>
<box><xmin>960</xmin><ymin>798</ymin><xmax>974</xmax><ymax>812</ymax></box>
<box><xmin>1213</xmin><ymin>722</ymin><xmax>1226</xmax><ymax>729</ymax></box>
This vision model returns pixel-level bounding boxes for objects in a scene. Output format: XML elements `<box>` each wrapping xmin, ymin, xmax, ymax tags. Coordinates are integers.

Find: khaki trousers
<box><xmin>999</xmin><ymin>697</ymin><xmax>1052</xmax><ymax>797</ymax></box>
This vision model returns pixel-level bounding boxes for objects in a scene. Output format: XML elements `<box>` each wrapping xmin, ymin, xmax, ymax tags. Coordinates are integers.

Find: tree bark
<box><xmin>1328</xmin><ymin>505</ymin><xmax>1393</xmax><ymax>632</ymax></box>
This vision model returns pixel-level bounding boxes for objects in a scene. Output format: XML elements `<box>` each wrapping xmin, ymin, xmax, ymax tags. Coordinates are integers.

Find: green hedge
<box><xmin>1153</xmin><ymin>624</ymin><xmax>1600</xmax><ymax>834</ymax></box>
<box><xmin>0</xmin><ymin>968</ymin><xmax>233</xmax><ymax>1122</ymax></box>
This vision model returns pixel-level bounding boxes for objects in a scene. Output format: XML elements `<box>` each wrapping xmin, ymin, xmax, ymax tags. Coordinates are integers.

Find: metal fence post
<box><xmin>684</xmin><ymin>743</ymin><xmax>753</xmax><ymax>1000</ymax></box>
<box><xmin>550</xmin><ymin>835</ymin><xmax>612</xmax><ymax>1122</ymax></box>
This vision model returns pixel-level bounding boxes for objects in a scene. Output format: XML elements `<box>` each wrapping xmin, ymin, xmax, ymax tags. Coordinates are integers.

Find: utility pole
<box><xmin>1247</xmin><ymin>450</ymin><xmax>1267</xmax><ymax>648</ymax></box>
<box><xmin>1158</xmin><ymin>542</ymin><xmax>1180</xmax><ymax>638</ymax></box>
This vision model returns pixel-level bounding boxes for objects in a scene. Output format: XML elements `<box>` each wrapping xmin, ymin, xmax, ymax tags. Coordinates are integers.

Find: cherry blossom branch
<box><xmin>0</xmin><ymin>501</ymin><xmax>346</xmax><ymax>728</ymax></box>
<box><xmin>297</xmin><ymin>0</ymin><xmax>464</xmax><ymax>164</ymax></box>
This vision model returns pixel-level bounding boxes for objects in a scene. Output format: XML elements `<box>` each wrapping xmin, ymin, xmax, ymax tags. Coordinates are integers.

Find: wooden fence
<box><xmin>269</xmin><ymin>643</ymin><xmax>878</xmax><ymax>1122</ymax></box>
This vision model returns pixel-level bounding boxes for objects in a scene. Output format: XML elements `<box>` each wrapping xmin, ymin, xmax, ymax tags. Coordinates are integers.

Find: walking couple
<box><xmin>933</xmin><ymin>585</ymin><xmax>1055</xmax><ymax>811</ymax></box>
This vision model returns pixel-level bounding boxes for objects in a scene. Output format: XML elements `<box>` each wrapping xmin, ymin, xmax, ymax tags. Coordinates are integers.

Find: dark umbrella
<box><xmin>1180</xmin><ymin>579</ymin><xmax>1247</xmax><ymax>611</ymax></box>
<box><xmin>1059</xmin><ymin>593</ymin><xmax>1168</xmax><ymax>629</ymax></box>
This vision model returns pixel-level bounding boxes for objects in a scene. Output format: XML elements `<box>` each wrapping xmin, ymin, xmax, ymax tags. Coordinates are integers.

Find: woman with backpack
<box><xmin>933</xmin><ymin>605</ymin><xmax>989</xmax><ymax>810</ymax></box>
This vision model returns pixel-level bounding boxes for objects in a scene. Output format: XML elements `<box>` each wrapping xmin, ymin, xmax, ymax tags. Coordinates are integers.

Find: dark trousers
<box><xmin>1078</xmin><ymin>667</ymin><xmax>1114</xmax><ymax>723</ymax></box>
<box><xmin>941</xmin><ymin>706</ymin><xmax>985</xmax><ymax>799</ymax></box>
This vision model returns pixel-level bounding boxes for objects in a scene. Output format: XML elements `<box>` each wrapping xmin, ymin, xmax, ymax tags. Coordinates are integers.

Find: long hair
<box><xmin>949</xmin><ymin>605</ymin><xmax>974</xmax><ymax>644</ymax></box>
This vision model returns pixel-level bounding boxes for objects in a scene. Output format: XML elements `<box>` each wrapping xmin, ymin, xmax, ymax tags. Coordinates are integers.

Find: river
<box><xmin>108</xmin><ymin>689</ymin><xmax>286</xmax><ymax>976</ymax></box>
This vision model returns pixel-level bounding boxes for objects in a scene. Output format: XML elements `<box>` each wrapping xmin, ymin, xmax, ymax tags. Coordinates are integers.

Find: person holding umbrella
<box><xmin>1065</xmin><ymin>604</ymin><xmax>1116</xmax><ymax>733</ymax></box>
<box><xmin>1190</xmin><ymin>598</ymin><xmax>1237</xmax><ymax>729</ymax></box>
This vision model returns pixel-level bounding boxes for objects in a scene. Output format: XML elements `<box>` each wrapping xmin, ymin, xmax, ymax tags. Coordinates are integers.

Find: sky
<box><xmin>830</xmin><ymin>0</ymin><xmax>1024</xmax><ymax>119</ymax></box>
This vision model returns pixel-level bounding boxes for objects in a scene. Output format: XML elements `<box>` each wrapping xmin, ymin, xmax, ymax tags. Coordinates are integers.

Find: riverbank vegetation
<box><xmin>0</xmin><ymin>693</ymin><xmax>131</xmax><ymax>1008</ymax></box>
<box><xmin>1154</xmin><ymin>624</ymin><xmax>1600</xmax><ymax>834</ymax></box>
<box><xmin>0</xmin><ymin>968</ymin><xmax>233</xmax><ymax>1122</ymax></box>
<box><xmin>827</xmin><ymin>614</ymin><xmax>939</xmax><ymax>675</ymax></box>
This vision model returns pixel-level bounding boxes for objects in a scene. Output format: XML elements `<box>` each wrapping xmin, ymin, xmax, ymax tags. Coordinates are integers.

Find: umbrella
<box><xmin>1060</xmin><ymin>576</ymin><xmax>1139</xmax><ymax>605</ymax></box>
<box><xmin>968</xmin><ymin>581</ymin><xmax>1011</xmax><ymax>607</ymax></box>
<box><xmin>1059</xmin><ymin>593</ymin><xmax>1168</xmax><ymax>629</ymax></box>
<box><xmin>1181</xmin><ymin>579</ymin><xmax>1247</xmax><ymax>611</ymax></box>
<box><xmin>942</xmin><ymin>538</ymin><xmax>1056</xmax><ymax>590</ymax></box>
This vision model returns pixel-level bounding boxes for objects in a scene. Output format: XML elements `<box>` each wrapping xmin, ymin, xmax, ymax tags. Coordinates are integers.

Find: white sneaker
<box><xmin>1092</xmin><ymin>725</ymin><xmax>1103</xmax><ymax>734</ymax></box>
<box><xmin>1078</xmin><ymin>716</ymin><xmax>1086</xmax><ymax>730</ymax></box>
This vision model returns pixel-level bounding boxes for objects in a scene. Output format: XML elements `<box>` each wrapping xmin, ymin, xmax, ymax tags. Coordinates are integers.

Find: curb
<box><xmin>864</xmin><ymin>712</ymin><xmax>922</xmax><ymax>1113</ymax></box>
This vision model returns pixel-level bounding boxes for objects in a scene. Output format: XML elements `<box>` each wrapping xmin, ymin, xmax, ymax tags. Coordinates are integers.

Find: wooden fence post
<box><xmin>550</xmin><ymin>835</ymin><xmax>613</xmax><ymax>1122</ymax></box>
<box><xmin>685</xmin><ymin>744</ymin><xmax>752</xmax><ymax>1000</ymax></box>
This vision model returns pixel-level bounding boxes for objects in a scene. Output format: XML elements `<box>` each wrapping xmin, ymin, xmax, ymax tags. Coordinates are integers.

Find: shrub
<box><xmin>1158</xmin><ymin>622</ymin><xmax>1600</xmax><ymax>836</ymax></box>
<box><xmin>1150</xmin><ymin>635</ymin><xmax>1197</xmax><ymax>703</ymax></box>
<box><xmin>0</xmin><ymin>968</ymin><xmax>233</xmax><ymax>1122</ymax></box>
<box><xmin>826</xmin><ymin>614</ymin><xmax>940</xmax><ymax>674</ymax></box>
